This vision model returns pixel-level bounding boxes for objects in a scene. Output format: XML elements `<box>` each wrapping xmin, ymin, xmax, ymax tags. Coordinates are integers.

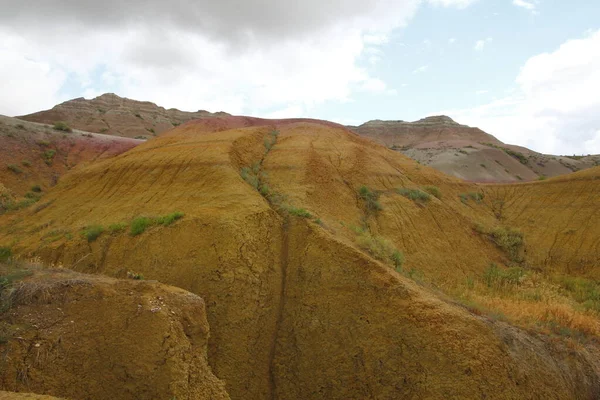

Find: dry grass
<box><xmin>453</xmin><ymin>270</ymin><xmax>600</xmax><ymax>339</ymax></box>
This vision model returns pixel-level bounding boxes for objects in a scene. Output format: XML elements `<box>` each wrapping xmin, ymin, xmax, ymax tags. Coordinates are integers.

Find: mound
<box><xmin>0</xmin><ymin>118</ymin><xmax>599</xmax><ymax>399</ymax></box>
<box><xmin>0</xmin><ymin>265</ymin><xmax>229</xmax><ymax>400</ymax></box>
<box><xmin>18</xmin><ymin>93</ymin><xmax>229</xmax><ymax>139</ymax></box>
<box><xmin>351</xmin><ymin>116</ymin><xmax>600</xmax><ymax>182</ymax></box>
<box><xmin>0</xmin><ymin>116</ymin><xmax>140</xmax><ymax>209</ymax></box>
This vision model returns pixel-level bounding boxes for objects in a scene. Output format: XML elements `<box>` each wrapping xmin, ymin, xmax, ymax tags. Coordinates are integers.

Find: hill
<box><xmin>18</xmin><ymin>93</ymin><xmax>229</xmax><ymax>140</ymax></box>
<box><xmin>0</xmin><ymin>115</ymin><xmax>141</xmax><ymax>214</ymax></box>
<box><xmin>351</xmin><ymin>116</ymin><xmax>600</xmax><ymax>182</ymax></box>
<box><xmin>0</xmin><ymin>117</ymin><xmax>599</xmax><ymax>399</ymax></box>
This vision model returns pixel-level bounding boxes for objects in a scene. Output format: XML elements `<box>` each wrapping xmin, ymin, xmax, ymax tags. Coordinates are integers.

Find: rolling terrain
<box><xmin>19</xmin><ymin>93</ymin><xmax>229</xmax><ymax>140</ymax></box>
<box><xmin>1</xmin><ymin>117</ymin><xmax>599</xmax><ymax>399</ymax></box>
<box><xmin>351</xmin><ymin>116</ymin><xmax>600</xmax><ymax>182</ymax></box>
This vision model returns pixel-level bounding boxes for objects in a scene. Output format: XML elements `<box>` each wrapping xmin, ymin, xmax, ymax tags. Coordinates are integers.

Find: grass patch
<box><xmin>555</xmin><ymin>276</ymin><xmax>600</xmax><ymax>313</ymax></box>
<box><xmin>358</xmin><ymin>186</ymin><xmax>383</xmax><ymax>212</ymax></box>
<box><xmin>397</xmin><ymin>188</ymin><xmax>431</xmax><ymax>203</ymax></box>
<box><xmin>7</xmin><ymin>164</ymin><xmax>22</xmax><ymax>174</ymax></box>
<box><xmin>490</xmin><ymin>227</ymin><xmax>524</xmax><ymax>262</ymax></box>
<box><xmin>423</xmin><ymin>186</ymin><xmax>441</xmax><ymax>199</ymax></box>
<box><xmin>287</xmin><ymin>207</ymin><xmax>312</xmax><ymax>218</ymax></box>
<box><xmin>468</xmin><ymin>192</ymin><xmax>484</xmax><ymax>203</ymax></box>
<box><xmin>21</xmin><ymin>160</ymin><xmax>31</xmax><ymax>167</ymax></box>
<box><xmin>130</xmin><ymin>217</ymin><xmax>153</xmax><ymax>236</ymax></box>
<box><xmin>156</xmin><ymin>211</ymin><xmax>185</xmax><ymax>226</ymax></box>
<box><xmin>83</xmin><ymin>225</ymin><xmax>104</xmax><ymax>242</ymax></box>
<box><xmin>483</xmin><ymin>263</ymin><xmax>524</xmax><ymax>289</ymax></box>
<box><xmin>108</xmin><ymin>222</ymin><xmax>128</xmax><ymax>233</ymax></box>
<box><xmin>354</xmin><ymin>227</ymin><xmax>404</xmax><ymax>271</ymax></box>
<box><xmin>53</xmin><ymin>121</ymin><xmax>72</xmax><ymax>132</ymax></box>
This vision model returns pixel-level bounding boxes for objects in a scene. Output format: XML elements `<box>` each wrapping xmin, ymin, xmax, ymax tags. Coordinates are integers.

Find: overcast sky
<box><xmin>0</xmin><ymin>0</ymin><xmax>599</xmax><ymax>154</ymax></box>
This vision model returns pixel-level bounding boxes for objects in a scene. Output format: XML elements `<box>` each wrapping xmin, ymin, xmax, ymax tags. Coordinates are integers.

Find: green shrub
<box><xmin>354</xmin><ymin>228</ymin><xmax>404</xmax><ymax>270</ymax></box>
<box><xmin>538</xmin><ymin>175</ymin><xmax>547</xmax><ymax>181</ymax></box>
<box><xmin>397</xmin><ymin>188</ymin><xmax>431</xmax><ymax>203</ymax></box>
<box><xmin>423</xmin><ymin>186</ymin><xmax>441</xmax><ymax>199</ymax></box>
<box><xmin>156</xmin><ymin>212</ymin><xmax>185</xmax><ymax>226</ymax></box>
<box><xmin>135</xmin><ymin>113</ymin><xmax>142</xmax><ymax>119</ymax></box>
<box><xmin>459</xmin><ymin>193</ymin><xmax>469</xmax><ymax>204</ymax></box>
<box><xmin>108</xmin><ymin>222</ymin><xmax>128</xmax><ymax>233</ymax></box>
<box><xmin>0</xmin><ymin>247</ymin><xmax>11</xmax><ymax>262</ymax></box>
<box><xmin>53</xmin><ymin>121</ymin><xmax>72</xmax><ymax>132</ymax></box>
<box><xmin>15</xmin><ymin>124</ymin><xmax>25</xmax><ymax>130</ymax></box>
<box><xmin>490</xmin><ymin>227</ymin><xmax>524</xmax><ymax>262</ymax></box>
<box><xmin>84</xmin><ymin>225</ymin><xmax>104</xmax><ymax>242</ymax></box>
<box><xmin>358</xmin><ymin>186</ymin><xmax>382</xmax><ymax>212</ymax></box>
<box><xmin>43</xmin><ymin>149</ymin><xmax>56</xmax><ymax>162</ymax></box>
<box><xmin>21</xmin><ymin>160</ymin><xmax>31</xmax><ymax>167</ymax></box>
<box><xmin>130</xmin><ymin>217</ymin><xmax>153</xmax><ymax>236</ymax></box>
<box><xmin>7</xmin><ymin>164</ymin><xmax>22</xmax><ymax>174</ymax></box>
<box><xmin>24</xmin><ymin>192</ymin><xmax>41</xmax><ymax>200</ymax></box>
<box><xmin>127</xmin><ymin>271</ymin><xmax>145</xmax><ymax>280</ymax></box>
<box><xmin>504</xmin><ymin>149</ymin><xmax>528</xmax><ymax>165</ymax></box>
<box><xmin>468</xmin><ymin>192</ymin><xmax>484</xmax><ymax>203</ymax></box>
<box><xmin>37</xmin><ymin>140</ymin><xmax>50</xmax><ymax>147</ymax></box>
<box><xmin>556</xmin><ymin>276</ymin><xmax>600</xmax><ymax>313</ymax></box>
<box><xmin>31</xmin><ymin>185</ymin><xmax>42</xmax><ymax>193</ymax></box>
<box><xmin>287</xmin><ymin>207</ymin><xmax>312</xmax><ymax>218</ymax></box>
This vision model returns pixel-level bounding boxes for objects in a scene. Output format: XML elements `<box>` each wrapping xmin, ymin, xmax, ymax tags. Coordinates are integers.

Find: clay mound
<box><xmin>0</xmin><ymin>265</ymin><xmax>229</xmax><ymax>400</ymax></box>
<box><xmin>352</xmin><ymin>116</ymin><xmax>600</xmax><ymax>182</ymax></box>
<box><xmin>18</xmin><ymin>93</ymin><xmax>229</xmax><ymax>139</ymax></box>
<box><xmin>0</xmin><ymin>115</ymin><xmax>141</xmax><ymax>199</ymax></box>
<box><xmin>0</xmin><ymin>119</ymin><xmax>599</xmax><ymax>399</ymax></box>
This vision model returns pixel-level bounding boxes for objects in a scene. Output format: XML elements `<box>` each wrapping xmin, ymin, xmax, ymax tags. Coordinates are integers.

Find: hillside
<box><xmin>1</xmin><ymin>117</ymin><xmax>599</xmax><ymax>399</ymax></box>
<box><xmin>18</xmin><ymin>93</ymin><xmax>229</xmax><ymax>140</ymax></box>
<box><xmin>0</xmin><ymin>115</ymin><xmax>141</xmax><ymax>214</ymax></box>
<box><xmin>351</xmin><ymin>116</ymin><xmax>600</xmax><ymax>182</ymax></box>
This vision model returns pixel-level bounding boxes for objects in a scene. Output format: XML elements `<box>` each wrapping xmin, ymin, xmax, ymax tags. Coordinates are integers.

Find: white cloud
<box><xmin>427</xmin><ymin>0</ymin><xmax>479</xmax><ymax>8</ymax></box>
<box><xmin>413</xmin><ymin>65</ymin><xmax>429</xmax><ymax>74</ymax></box>
<box><xmin>448</xmin><ymin>38</ymin><xmax>457</xmax><ymax>44</ymax></box>
<box><xmin>512</xmin><ymin>0</ymin><xmax>536</xmax><ymax>11</ymax></box>
<box><xmin>474</xmin><ymin>37</ymin><xmax>493</xmax><ymax>51</ymax></box>
<box><xmin>442</xmin><ymin>30</ymin><xmax>600</xmax><ymax>154</ymax></box>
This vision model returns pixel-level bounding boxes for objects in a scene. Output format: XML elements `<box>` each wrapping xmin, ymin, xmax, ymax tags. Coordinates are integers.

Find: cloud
<box><xmin>448</xmin><ymin>38</ymin><xmax>457</xmax><ymax>44</ymax></box>
<box><xmin>0</xmin><ymin>0</ymin><xmax>479</xmax><ymax>117</ymax></box>
<box><xmin>442</xmin><ymin>30</ymin><xmax>600</xmax><ymax>155</ymax></box>
<box><xmin>474</xmin><ymin>37</ymin><xmax>493</xmax><ymax>51</ymax></box>
<box><xmin>412</xmin><ymin>65</ymin><xmax>429</xmax><ymax>74</ymax></box>
<box><xmin>512</xmin><ymin>0</ymin><xmax>536</xmax><ymax>11</ymax></box>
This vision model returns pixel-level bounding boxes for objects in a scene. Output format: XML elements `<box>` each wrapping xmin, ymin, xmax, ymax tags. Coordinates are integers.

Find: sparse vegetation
<box><xmin>286</xmin><ymin>207</ymin><xmax>312</xmax><ymax>218</ymax></box>
<box><xmin>31</xmin><ymin>185</ymin><xmax>42</xmax><ymax>193</ymax></box>
<box><xmin>84</xmin><ymin>225</ymin><xmax>104</xmax><ymax>242</ymax></box>
<box><xmin>130</xmin><ymin>217</ymin><xmax>153</xmax><ymax>236</ymax></box>
<box><xmin>480</xmin><ymin>226</ymin><xmax>524</xmax><ymax>263</ymax></box>
<box><xmin>538</xmin><ymin>175</ymin><xmax>547</xmax><ymax>181</ymax></box>
<box><xmin>7</xmin><ymin>164</ymin><xmax>22</xmax><ymax>174</ymax></box>
<box><xmin>423</xmin><ymin>186</ymin><xmax>441</xmax><ymax>199</ymax></box>
<box><xmin>53</xmin><ymin>121</ymin><xmax>72</xmax><ymax>132</ymax></box>
<box><xmin>15</xmin><ymin>124</ymin><xmax>25</xmax><ymax>130</ymax></box>
<box><xmin>397</xmin><ymin>188</ymin><xmax>431</xmax><ymax>203</ymax></box>
<box><xmin>156</xmin><ymin>211</ymin><xmax>185</xmax><ymax>226</ymax></box>
<box><xmin>358</xmin><ymin>186</ymin><xmax>382</xmax><ymax>212</ymax></box>
<box><xmin>135</xmin><ymin>113</ymin><xmax>143</xmax><ymax>119</ymax></box>
<box><xmin>127</xmin><ymin>271</ymin><xmax>145</xmax><ymax>280</ymax></box>
<box><xmin>459</xmin><ymin>193</ymin><xmax>469</xmax><ymax>204</ymax></box>
<box><xmin>468</xmin><ymin>192</ymin><xmax>484</xmax><ymax>203</ymax></box>
<box><xmin>354</xmin><ymin>228</ymin><xmax>401</xmax><ymax>266</ymax></box>
<box><xmin>21</xmin><ymin>160</ymin><xmax>31</xmax><ymax>167</ymax></box>
<box><xmin>391</xmin><ymin>250</ymin><xmax>405</xmax><ymax>272</ymax></box>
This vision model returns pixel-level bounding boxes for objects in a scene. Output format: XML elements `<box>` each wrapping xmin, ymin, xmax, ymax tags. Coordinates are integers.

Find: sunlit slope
<box><xmin>1</xmin><ymin>118</ymin><xmax>599</xmax><ymax>399</ymax></box>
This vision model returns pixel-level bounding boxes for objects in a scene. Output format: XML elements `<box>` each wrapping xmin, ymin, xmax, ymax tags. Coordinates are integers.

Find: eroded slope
<box><xmin>1</xmin><ymin>118</ymin><xmax>599</xmax><ymax>399</ymax></box>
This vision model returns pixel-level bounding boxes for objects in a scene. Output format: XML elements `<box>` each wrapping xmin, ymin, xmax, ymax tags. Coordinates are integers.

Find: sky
<box><xmin>0</xmin><ymin>0</ymin><xmax>599</xmax><ymax>155</ymax></box>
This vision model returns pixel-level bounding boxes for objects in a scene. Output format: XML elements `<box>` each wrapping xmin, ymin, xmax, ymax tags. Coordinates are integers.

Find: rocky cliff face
<box><xmin>18</xmin><ymin>93</ymin><xmax>229</xmax><ymax>139</ymax></box>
